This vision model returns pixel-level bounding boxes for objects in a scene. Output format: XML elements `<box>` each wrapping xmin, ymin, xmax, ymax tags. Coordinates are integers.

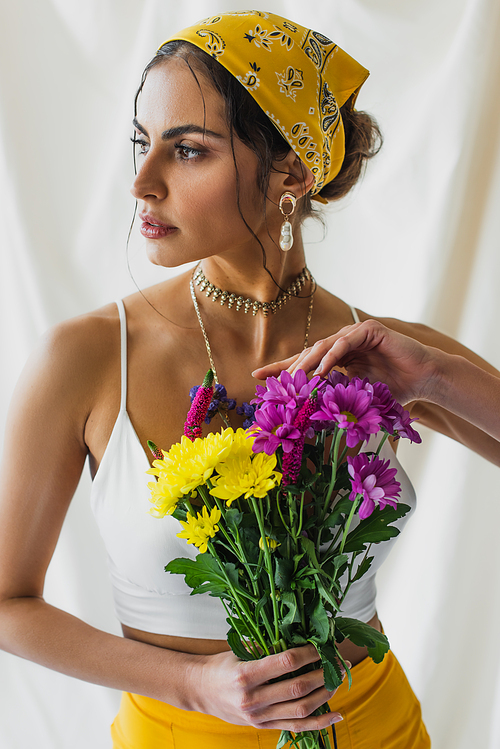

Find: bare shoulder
<box><xmin>313</xmin><ymin>287</ymin><xmax>360</xmax><ymax>333</ymax></box>
<box><xmin>36</xmin><ymin>302</ymin><xmax>119</xmax><ymax>383</ymax></box>
<box><xmin>10</xmin><ymin>303</ymin><xmax>122</xmax><ymax>442</ymax></box>
<box><xmin>355</xmin><ymin>308</ymin><xmax>500</xmax><ymax>376</ymax></box>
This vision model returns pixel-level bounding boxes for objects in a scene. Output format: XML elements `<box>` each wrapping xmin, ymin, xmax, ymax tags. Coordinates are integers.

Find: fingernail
<box><xmin>331</xmin><ymin>713</ymin><xmax>343</xmax><ymax>724</ymax></box>
<box><xmin>314</xmin><ymin>362</ymin><xmax>323</xmax><ymax>375</ymax></box>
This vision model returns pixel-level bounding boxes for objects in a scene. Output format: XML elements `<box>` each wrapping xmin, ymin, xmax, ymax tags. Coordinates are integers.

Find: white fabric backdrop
<box><xmin>1</xmin><ymin>0</ymin><xmax>500</xmax><ymax>746</ymax></box>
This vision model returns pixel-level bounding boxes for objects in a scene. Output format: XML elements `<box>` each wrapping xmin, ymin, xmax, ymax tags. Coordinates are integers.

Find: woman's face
<box><xmin>131</xmin><ymin>58</ymin><xmax>274</xmax><ymax>268</ymax></box>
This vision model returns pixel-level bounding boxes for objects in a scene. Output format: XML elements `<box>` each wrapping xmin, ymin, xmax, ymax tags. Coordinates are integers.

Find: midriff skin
<box><xmin>122</xmin><ymin>612</ymin><xmax>381</xmax><ymax>665</ymax></box>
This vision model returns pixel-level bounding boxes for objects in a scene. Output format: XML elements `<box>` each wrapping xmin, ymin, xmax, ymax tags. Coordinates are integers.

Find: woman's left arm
<box><xmin>253</xmin><ymin>317</ymin><xmax>500</xmax><ymax>466</ymax></box>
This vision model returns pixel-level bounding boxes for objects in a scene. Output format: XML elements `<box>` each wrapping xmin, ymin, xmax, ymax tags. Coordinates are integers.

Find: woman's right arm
<box><xmin>0</xmin><ymin>315</ymin><xmax>341</xmax><ymax>732</ymax></box>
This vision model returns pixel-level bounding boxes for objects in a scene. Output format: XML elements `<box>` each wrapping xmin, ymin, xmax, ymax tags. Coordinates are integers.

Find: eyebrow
<box><xmin>132</xmin><ymin>118</ymin><xmax>224</xmax><ymax>141</ymax></box>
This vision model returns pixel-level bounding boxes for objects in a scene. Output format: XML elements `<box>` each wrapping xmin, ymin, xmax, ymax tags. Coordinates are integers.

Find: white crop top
<box><xmin>90</xmin><ymin>301</ymin><xmax>416</xmax><ymax>638</ymax></box>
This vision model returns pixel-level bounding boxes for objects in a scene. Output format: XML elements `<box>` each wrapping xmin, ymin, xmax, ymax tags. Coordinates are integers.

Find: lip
<box><xmin>139</xmin><ymin>212</ymin><xmax>177</xmax><ymax>239</ymax></box>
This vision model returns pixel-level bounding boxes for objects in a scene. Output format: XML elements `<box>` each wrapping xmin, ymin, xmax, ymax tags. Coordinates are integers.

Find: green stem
<box><xmin>250</xmin><ymin>496</ymin><xmax>280</xmax><ymax>645</ymax></box>
<box><xmin>276</xmin><ymin>495</ymin><xmax>292</xmax><ymax>535</ymax></box>
<box><xmin>198</xmin><ymin>487</ymin><xmax>243</xmax><ymax>561</ymax></box>
<box><xmin>340</xmin><ymin>544</ymin><xmax>372</xmax><ymax>605</ymax></box>
<box><xmin>207</xmin><ymin>543</ymin><xmax>269</xmax><ymax>653</ymax></box>
<box><xmin>322</xmin><ymin>428</ymin><xmax>343</xmax><ymax>522</ymax></box>
<box><xmin>296</xmin><ymin>493</ymin><xmax>305</xmax><ymax>537</ymax></box>
<box><xmin>376</xmin><ymin>431</ymin><xmax>389</xmax><ymax>455</ymax></box>
<box><xmin>339</xmin><ymin>495</ymin><xmax>360</xmax><ymax>555</ymax></box>
<box><xmin>184</xmin><ymin>497</ymin><xmax>195</xmax><ymax>516</ymax></box>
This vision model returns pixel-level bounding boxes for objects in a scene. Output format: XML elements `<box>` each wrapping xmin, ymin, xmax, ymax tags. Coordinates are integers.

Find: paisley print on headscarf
<box><xmin>158</xmin><ymin>10</ymin><xmax>369</xmax><ymax>199</ymax></box>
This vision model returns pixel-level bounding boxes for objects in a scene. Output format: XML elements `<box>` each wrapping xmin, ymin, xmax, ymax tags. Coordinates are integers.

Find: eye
<box><xmin>174</xmin><ymin>142</ymin><xmax>202</xmax><ymax>161</ymax></box>
<box><xmin>130</xmin><ymin>136</ymin><xmax>149</xmax><ymax>155</ymax></box>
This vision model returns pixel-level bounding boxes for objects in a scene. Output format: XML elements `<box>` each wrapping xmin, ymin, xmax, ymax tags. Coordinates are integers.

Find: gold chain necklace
<box><xmin>189</xmin><ymin>265</ymin><xmax>315</xmax><ymax>387</ymax></box>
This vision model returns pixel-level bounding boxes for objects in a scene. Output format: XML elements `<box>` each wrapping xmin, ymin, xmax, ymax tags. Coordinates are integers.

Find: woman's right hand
<box><xmin>192</xmin><ymin>644</ymin><xmax>343</xmax><ymax>731</ymax></box>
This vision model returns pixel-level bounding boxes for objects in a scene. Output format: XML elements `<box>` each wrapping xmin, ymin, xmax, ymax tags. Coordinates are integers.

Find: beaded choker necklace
<box><xmin>192</xmin><ymin>265</ymin><xmax>312</xmax><ymax>317</ymax></box>
<box><xmin>190</xmin><ymin>264</ymin><xmax>315</xmax><ymax>386</ymax></box>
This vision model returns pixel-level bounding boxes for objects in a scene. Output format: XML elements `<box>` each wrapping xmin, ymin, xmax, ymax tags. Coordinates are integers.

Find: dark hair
<box><xmin>135</xmin><ymin>40</ymin><xmax>382</xmax><ymax>220</ymax></box>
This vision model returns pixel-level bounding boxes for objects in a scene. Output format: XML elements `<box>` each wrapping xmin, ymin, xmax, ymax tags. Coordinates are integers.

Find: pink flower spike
<box><xmin>282</xmin><ymin>389</ymin><xmax>319</xmax><ymax>486</ymax></box>
<box><xmin>147</xmin><ymin>440</ymin><xmax>164</xmax><ymax>460</ymax></box>
<box><xmin>184</xmin><ymin>370</ymin><xmax>214</xmax><ymax>441</ymax></box>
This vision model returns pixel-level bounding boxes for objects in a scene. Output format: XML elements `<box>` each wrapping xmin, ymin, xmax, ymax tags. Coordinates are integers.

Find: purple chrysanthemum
<box><xmin>249</xmin><ymin>403</ymin><xmax>301</xmax><ymax>455</ymax></box>
<box><xmin>351</xmin><ymin>378</ymin><xmax>398</xmax><ymax>433</ymax></box>
<box><xmin>347</xmin><ymin>453</ymin><xmax>401</xmax><ymax>519</ymax></box>
<box><xmin>351</xmin><ymin>378</ymin><xmax>421</xmax><ymax>442</ymax></box>
<box><xmin>282</xmin><ymin>390</ymin><xmax>318</xmax><ymax>485</ymax></box>
<box><xmin>311</xmin><ymin>382</ymin><xmax>382</xmax><ymax>447</ymax></box>
<box><xmin>326</xmin><ymin>370</ymin><xmax>351</xmax><ymax>388</ymax></box>
<box><xmin>184</xmin><ymin>370</ymin><xmax>214</xmax><ymax>441</ymax></box>
<box><xmin>251</xmin><ymin>369</ymin><xmax>323</xmax><ymax>410</ymax></box>
<box><xmin>390</xmin><ymin>402</ymin><xmax>422</xmax><ymax>443</ymax></box>
<box><xmin>236</xmin><ymin>401</ymin><xmax>257</xmax><ymax>429</ymax></box>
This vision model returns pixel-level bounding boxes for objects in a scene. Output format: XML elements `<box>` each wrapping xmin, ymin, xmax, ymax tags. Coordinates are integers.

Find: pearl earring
<box><xmin>279</xmin><ymin>192</ymin><xmax>297</xmax><ymax>251</ymax></box>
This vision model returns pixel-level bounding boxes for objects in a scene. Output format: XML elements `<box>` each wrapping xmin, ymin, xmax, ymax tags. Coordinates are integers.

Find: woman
<box><xmin>0</xmin><ymin>9</ymin><xmax>498</xmax><ymax>749</ymax></box>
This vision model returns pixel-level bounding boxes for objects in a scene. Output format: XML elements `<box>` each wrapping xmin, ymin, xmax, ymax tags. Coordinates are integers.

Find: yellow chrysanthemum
<box><xmin>147</xmin><ymin>479</ymin><xmax>183</xmax><ymax>518</ymax></box>
<box><xmin>176</xmin><ymin>505</ymin><xmax>222</xmax><ymax>553</ymax></box>
<box><xmin>147</xmin><ymin>430</ymin><xmax>236</xmax><ymax>517</ymax></box>
<box><xmin>210</xmin><ymin>451</ymin><xmax>282</xmax><ymax>506</ymax></box>
<box><xmin>230</xmin><ymin>427</ymin><xmax>255</xmax><ymax>459</ymax></box>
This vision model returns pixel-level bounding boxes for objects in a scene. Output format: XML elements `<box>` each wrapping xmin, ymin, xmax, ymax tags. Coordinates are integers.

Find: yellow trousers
<box><xmin>111</xmin><ymin>650</ymin><xmax>431</xmax><ymax>748</ymax></box>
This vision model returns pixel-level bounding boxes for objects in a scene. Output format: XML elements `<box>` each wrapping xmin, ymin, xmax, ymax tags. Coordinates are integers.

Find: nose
<box><xmin>130</xmin><ymin>152</ymin><xmax>167</xmax><ymax>201</ymax></box>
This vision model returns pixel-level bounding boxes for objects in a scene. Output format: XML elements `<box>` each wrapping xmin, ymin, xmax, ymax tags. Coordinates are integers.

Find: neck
<box><xmin>199</xmin><ymin>234</ymin><xmax>307</xmax><ymax>304</ymax></box>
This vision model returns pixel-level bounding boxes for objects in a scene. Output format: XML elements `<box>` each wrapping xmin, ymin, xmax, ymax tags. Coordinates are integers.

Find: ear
<box><xmin>268</xmin><ymin>149</ymin><xmax>315</xmax><ymax>202</ymax></box>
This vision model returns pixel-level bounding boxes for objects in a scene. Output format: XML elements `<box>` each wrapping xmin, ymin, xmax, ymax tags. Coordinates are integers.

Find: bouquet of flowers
<box><xmin>147</xmin><ymin>369</ymin><xmax>421</xmax><ymax>749</ymax></box>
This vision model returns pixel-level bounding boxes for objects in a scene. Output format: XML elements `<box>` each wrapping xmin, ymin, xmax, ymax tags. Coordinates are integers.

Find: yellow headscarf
<box><xmin>158</xmin><ymin>10</ymin><xmax>369</xmax><ymax>201</ymax></box>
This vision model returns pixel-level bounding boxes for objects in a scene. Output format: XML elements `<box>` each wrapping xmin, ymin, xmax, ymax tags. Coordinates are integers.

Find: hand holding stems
<box><xmin>253</xmin><ymin>319</ymin><xmax>500</xmax><ymax>442</ymax></box>
<box><xmin>193</xmin><ymin>645</ymin><xmax>344</xmax><ymax>732</ymax></box>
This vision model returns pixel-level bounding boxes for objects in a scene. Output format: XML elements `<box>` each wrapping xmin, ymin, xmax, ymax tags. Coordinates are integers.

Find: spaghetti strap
<box><xmin>115</xmin><ymin>300</ymin><xmax>128</xmax><ymax>412</ymax></box>
<box><xmin>349</xmin><ymin>305</ymin><xmax>360</xmax><ymax>324</ymax></box>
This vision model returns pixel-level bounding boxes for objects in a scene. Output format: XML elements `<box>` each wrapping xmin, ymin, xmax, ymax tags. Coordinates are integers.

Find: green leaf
<box><xmin>225</xmin><ymin>508</ymin><xmax>243</xmax><ymax>533</ymax></box>
<box><xmin>342</xmin><ymin>503</ymin><xmax>411</xmax><ymax>553</ymax></box>
<box><xmin>171</xmin><ymin>506</ymin><xmax>188</xmax><ymax>522</ymax></box>
<box><xmin>226</xmin><ymin>628</ymin><xmax>255</xmax><ymax>661</ymax></box>
<box><xmin>351</xmin><ymin>555</ymin><xmax>374</xmax><ymax>582</ymax></box>
<box><xmin>275</xmin><ymin>558</ymin><xmax>294</xmax><ymax>591</ymax></box>
<box><xmin>333</xmin><ymin>553</ymin><xmax>348</xmax><ymax>571</ymax></box>
<box><xmin>281</xmin><ymin>591</ymin><xmax>301</xmax><ymax>625</ymax></box>
<box><xmin>300</xmin><ymin>537</ymin><xmax>321</xmax><ymax>570</ymax></box>
<box><xmin>165</xmin><ymin>555</ymin><xmax>234</xmax><ymax>598</ymax></box>
<box><xmin>315</xmin><ymin>577</ymin><xmax>340</xmax><ymax>611</ymax></box>
<box><xmin>309</xmin><ymin>598</ymin><xmax>330</xmax><ymax>643</ymax></box>
<box><xmin>335</xmin><ymin>617</ymin><xmax>390</xmax><ymax>663</ymax></box>
<box><xmin>228</xmin><ymin>614</ymin><xmax>255</xmax><ymax>642</ymax></box>
<box><xmin>324</xmin><ymin>494</ymin><xmax>353</xmax><ymax>528</ymax></box>
<box><xmin>316</xmin><ymin>643</ymin><xmax>343</xmax><ymax>691</ymax></box>
<box><xmin>255</xmin><ymin>594</ymin><xmax>268</xmax><ymax>622</ymax></box>
<box><xmin>277</xmin><ymin>730</ymin><xmax>294</xmax><ymax>749</ymax></box>
<box><xmin>295</xmin><ymin>577</ymin><xmax>316</xmax><ymax>590</ymax></box>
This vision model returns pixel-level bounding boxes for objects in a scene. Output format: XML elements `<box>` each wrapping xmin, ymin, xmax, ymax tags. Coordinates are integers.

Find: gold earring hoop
<box><xmin>279</xmin><ymin>192</ymin><xmax>296</xmax><ymax>251</ymax></box>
